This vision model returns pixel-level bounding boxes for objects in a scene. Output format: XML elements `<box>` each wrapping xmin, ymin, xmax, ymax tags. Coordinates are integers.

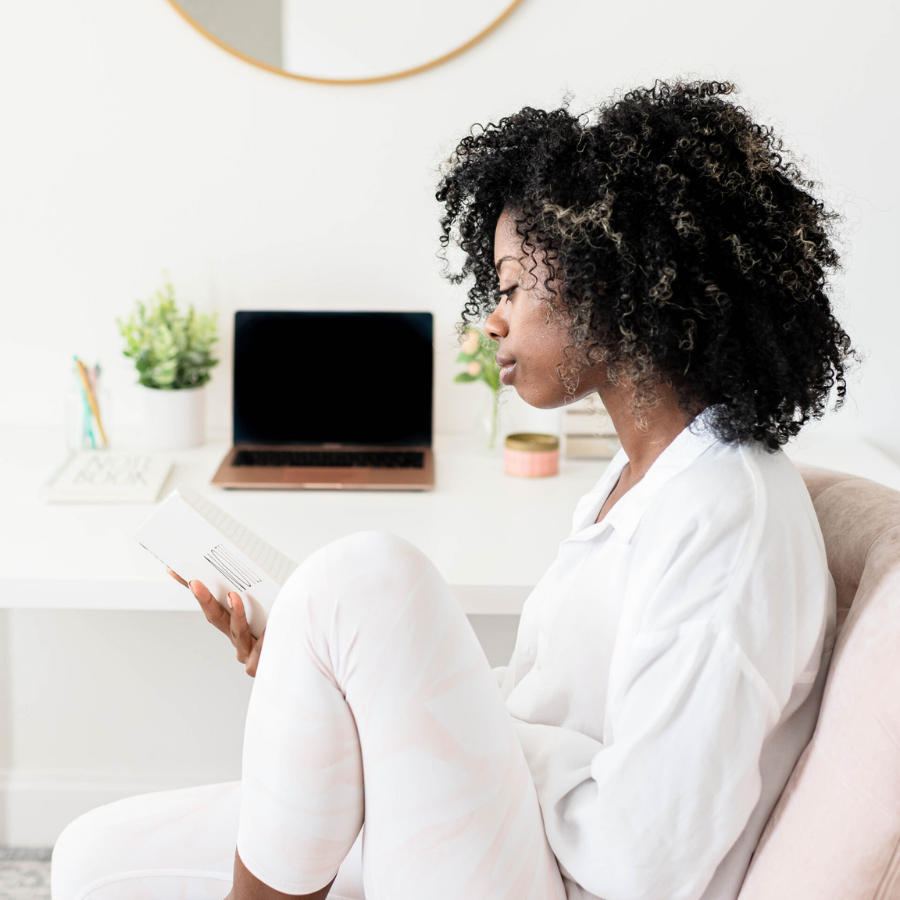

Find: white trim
<box><xmin>0</xmin><ymin>581</ymin><xmax>532</xmax><ymax>616</ymax></box>
<box><xmin>0</xmin><ymin>768</ymin><xmax>232</xmax><ymax>847</ymax></box>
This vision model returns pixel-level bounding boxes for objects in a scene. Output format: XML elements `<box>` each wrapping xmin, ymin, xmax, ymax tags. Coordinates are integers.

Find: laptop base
<box><xmin>210</xmin><ymin>445</ymin><xmax>435</xmax><ymax>491</ymax></box>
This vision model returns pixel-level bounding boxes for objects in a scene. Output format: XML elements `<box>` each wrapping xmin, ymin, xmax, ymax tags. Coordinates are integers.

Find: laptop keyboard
<box><xmin>233</xmin><ymin>449</ymin><xmax>425</xmax><ymax>470</ymax></box>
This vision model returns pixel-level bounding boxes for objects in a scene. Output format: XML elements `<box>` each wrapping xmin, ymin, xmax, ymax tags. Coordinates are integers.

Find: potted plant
<box><xmin>117</xmin><ymin>280</ymin><xmax>219</xmax><ymax>449</ymax></box>
<box><xmin>454</xmin><ymin>327</ymin><xmax>502</xmax><ymax>450</ymax></box>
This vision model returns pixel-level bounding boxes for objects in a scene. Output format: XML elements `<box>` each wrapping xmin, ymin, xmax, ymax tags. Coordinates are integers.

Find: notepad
<box><xmin>134</xmin><ymin>485</ymin><xmax>298</xmax><ymax>636</ymax></box>
<box><xmin>45</xmin><ymin>451</ymin><xmax>174</xmax><ymax>503</ymax></box>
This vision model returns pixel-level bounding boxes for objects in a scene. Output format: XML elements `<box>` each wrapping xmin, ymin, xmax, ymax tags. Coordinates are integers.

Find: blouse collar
<box><xmin>568</xmin><ymin>407</ymin><xmax>722</xmax><ymax>544</ymax></box>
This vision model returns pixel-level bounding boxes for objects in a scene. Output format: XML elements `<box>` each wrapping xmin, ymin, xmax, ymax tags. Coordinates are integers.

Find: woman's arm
<box><xmin>513</xmin><ymin>622</ymin><xmax>777</xmax><ymax>900</ymax></box>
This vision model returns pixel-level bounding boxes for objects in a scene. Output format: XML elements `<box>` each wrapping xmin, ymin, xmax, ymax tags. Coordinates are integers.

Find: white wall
<box><xmin>0</xmin><ymin>610</ymin><xmax>252</xmax><ymax>846</ymax></box>
<box><xmin>0</xmin><ymin>0</ymin><xmax>898</xmax><ymax>453</ymax></box>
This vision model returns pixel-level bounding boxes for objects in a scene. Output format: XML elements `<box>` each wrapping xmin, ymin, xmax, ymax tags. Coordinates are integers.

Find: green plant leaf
<box><xmin>119</xmin><ymin>277</ymin><xmax>220</xmax><ymax>389</ymax></box>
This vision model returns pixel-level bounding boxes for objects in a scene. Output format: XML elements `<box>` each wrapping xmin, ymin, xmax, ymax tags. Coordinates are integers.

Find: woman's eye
<box><xmin>499</xmin><ymin>287</ymin><xmax>516</xmax><ymax>302</ymax></box>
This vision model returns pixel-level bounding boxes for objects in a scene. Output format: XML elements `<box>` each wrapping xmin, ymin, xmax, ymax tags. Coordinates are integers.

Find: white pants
<box><xmin>51</xmin><ymin>532</ymin><xmax>567</xmax><ymax>900</ymax></box>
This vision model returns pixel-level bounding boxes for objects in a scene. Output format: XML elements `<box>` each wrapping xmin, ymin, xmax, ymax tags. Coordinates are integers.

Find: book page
<box><xmin>178</xmin><ymin>486</ymin><xmax>297</xmax><ymax>585</ymax></box>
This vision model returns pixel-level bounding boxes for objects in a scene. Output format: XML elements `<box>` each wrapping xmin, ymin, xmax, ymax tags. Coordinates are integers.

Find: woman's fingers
<box><xmin>167</xmin><ymin>573</ymin><xmax>259</xmax><ymax>674</ymax></box>
<box><xmin>190</xmin><ymin>580</ymin><xmax>233</xmax><ymax>636</ymax></box>
<box><xmin>166</xmin><ymin>568</ymin><xmax>190</xmax><ymax>588</ymax></box>
<box><xmin>171</xmin><ymin>574</ymin><xmax>259</xmax><ymax>674</ymax></box>
<box><xmin>229</xmin><ymin>592</ymin><xmax>255</xmax><ymax>663</ymax></box>
<box><xmin>245</xmin><ymin>631</ymin><xmax>265</xmax><ymax>677</ymax></box>
<box><xmin>169</xmin><ymin>570</ymin><xmax>231</xmax><ymax>637</ymax></box>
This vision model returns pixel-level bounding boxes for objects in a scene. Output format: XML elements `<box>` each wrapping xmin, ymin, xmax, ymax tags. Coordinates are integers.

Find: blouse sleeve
<box><xmin>513</xmin><ymin>622</ymin><xmax>779</xmax><ymax>900</ymax></box>
<box><xmin>510</xmin><ymin>478</ymin><xmax>795</xmax><ymax>900</ymax></box>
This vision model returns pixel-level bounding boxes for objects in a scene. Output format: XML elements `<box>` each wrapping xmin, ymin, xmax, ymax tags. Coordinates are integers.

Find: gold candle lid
<box><xmin>505</xmin><ymin>433</ymin><xmax>560</xmax><ymax>452</ymax></box>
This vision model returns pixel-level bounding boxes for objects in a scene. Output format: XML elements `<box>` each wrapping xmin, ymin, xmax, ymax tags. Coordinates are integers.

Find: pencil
<box><xmin>81</xmin><ymin>391</ymin><xmax>97</xmax><ymax>449</ymax></box>
<box><xmin>74</xmin><ymin>356</ymin><xmax>109</xmax><ymax>446</ymax></box>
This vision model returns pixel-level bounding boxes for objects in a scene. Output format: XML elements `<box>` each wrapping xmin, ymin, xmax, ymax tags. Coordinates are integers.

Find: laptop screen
<box><xmin>233</xmin><ymin>311</ymin><xmax>434</xmax><ymax>447</ymax></box>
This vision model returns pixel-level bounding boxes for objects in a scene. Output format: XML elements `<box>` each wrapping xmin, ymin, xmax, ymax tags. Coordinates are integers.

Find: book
<box><xmin>563</xmin><ymin>396</ymin><xmax>621</xmax><ymax>459</ymax></box>
<box><xmin>564</xmin><ymin>434</ymin><xmax>623</xmax><ymax>459</ymax></box>
<box><xmin>45</xmin><ymin>450</ymin><xmax>173</xmax><ymax>503</ymax></box>
<box><xmin>134</xmin><ymin>485</ymin><xmax>298</xmax><ymax>637</ymax></box>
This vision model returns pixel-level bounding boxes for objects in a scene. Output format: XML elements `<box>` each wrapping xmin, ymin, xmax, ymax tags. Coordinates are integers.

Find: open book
<box><xmin>134</xmin><ymin>485</ymin><xmax>298</xmax><ymax>637</ymax></box>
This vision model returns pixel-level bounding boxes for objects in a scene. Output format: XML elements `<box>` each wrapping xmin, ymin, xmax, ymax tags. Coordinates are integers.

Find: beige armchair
<box><xmin>739</xmin><ymin>466</ymin><xmax>900</xmax><ymax>898</ymax></box>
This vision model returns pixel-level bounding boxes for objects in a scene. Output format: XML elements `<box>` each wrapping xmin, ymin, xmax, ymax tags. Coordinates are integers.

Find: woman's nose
<box><xmin>484</xmin><ymin>305</ymin><xmax>507</xmax><ymax>342</ymax></box>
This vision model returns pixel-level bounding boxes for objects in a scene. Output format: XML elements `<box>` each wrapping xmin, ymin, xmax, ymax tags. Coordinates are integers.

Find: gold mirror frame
<box><xmin>164</xmin><ymin>0</ymin><xmax>525</xmax><ymax>86</ymax></box>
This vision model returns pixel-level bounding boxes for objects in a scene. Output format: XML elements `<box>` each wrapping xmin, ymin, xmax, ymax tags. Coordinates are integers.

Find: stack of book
<box><xmin>563</xmin><ymin>396</ymin><xmax>621</xmax><ymax>459</ymax></box>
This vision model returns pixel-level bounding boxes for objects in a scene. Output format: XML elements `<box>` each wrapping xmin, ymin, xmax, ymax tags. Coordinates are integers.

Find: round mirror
<box><xmin>168</xmin><ymin>0</ymin><xmax>524</xmax><ymax>85</ymax></box>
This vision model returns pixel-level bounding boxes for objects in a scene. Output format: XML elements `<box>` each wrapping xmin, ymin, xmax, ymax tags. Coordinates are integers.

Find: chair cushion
<box><xmin>739</xmin><ymin>467</ymin><xmax>900</xmax><ymax>899</ymax></box>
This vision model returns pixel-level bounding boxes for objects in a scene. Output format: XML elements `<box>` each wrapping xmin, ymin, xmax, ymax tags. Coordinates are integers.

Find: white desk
<box><xmin>1</xmin><ymin>429</ymin><xmax>605</xmax><ymax>615</ymax></box>
<box><xmin>3</xmin><ymin>427</ymin><xmax>900</xmax><ymax>616</ymax></box>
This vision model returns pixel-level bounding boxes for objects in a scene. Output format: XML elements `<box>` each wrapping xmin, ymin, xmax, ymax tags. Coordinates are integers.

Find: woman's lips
<box><xmin>498</xmin><ymin>360</ymin><xmax>517</xmax><ymax>385</ymax></box>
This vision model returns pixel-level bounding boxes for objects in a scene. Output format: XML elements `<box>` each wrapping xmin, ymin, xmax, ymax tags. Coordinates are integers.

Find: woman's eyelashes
<box><xmin>498</xmin><ymin>286</ymin><xmax>517</xmax><ymax>303</ymax></box>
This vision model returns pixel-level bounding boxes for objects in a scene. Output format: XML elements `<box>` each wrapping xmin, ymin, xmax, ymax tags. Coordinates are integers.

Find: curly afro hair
<box><xmin>436</xmin><ymin>79</ymin><xmax>854</xmax><ymax>449</ymax></box>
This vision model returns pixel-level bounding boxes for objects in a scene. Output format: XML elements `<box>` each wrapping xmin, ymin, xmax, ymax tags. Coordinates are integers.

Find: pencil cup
<box><xmin>65</xmin><ymin>365</ymin><xmax>110</xmax><ymax>452</ymax></box>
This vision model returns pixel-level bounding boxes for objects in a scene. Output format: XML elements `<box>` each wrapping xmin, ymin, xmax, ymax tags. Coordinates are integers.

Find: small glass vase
<box><xmin>477</xmin><ymin>388</ymin><xmax>501</xmax><ymax>453</ymax></box>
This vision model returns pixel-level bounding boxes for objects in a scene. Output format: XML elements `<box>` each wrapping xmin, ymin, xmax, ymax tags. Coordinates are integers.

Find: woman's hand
<box><xmin>167</xmin><ymin>569</ymin><xmax>265</xmax><ymax>677</ymax></box>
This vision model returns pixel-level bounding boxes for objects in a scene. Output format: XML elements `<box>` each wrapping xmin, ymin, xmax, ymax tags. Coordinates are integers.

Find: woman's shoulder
<box><xmin>652</xmin><ymin>436</ymin><xmax>815</xmax><ymax>539</ymax></box>
<box><xmin>636</xmin><ymin>437</ymin><xmax>832</xmax><ymax>688</ymax></box>
<box><xmin>630</xmin><ymin>436</ymin><xmax>828</xmax><ymax>619</ymax></box>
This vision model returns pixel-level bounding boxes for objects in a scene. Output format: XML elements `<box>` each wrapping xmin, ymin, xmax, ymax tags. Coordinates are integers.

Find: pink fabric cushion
<box><xmin>739</xmin><ymin>466</ymin><xmax>900</xmax><ymax>899</ymax></box>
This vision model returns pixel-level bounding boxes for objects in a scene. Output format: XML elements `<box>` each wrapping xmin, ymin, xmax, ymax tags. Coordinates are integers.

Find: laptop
<box><xmin>211</xmin><ymin>311</ymin><xmax>435</xmax><ymax>490</ymax></box>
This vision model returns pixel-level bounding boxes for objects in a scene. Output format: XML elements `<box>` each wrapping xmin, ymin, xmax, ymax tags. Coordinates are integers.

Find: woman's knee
<box><xmin>51</xmin><ymin>784</ymin><xmax>239</xmax><ymax>900</ymax></box>
<box><xmin>51</xmin><ymin>805</ymin><xmax>113</xmax><ymax>900</ymax></box>
<box><xmin>277</xmin><ymin>531</ymin><xmax>436</xmax><ymax>622</ymax></box>
<box><xmin>323</xmin><ymin>530</ymin><xmax>426</xmax><ymax>572</ymax></box>
<box><xmin>323</xmin><ymin>530</ymin><xmax>447</xmax><ymax>626</ymax></box>
<box><xmin>265</xmin><ymin>530</ymin><xmax>462</xmax><ymax>686</ymax></box>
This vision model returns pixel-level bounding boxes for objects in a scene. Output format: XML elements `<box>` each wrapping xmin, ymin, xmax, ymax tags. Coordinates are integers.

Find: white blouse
<box><xmin>495</xmin><ymin>412</ymin><xmax>836</xmax><ymax>900</ymax></box>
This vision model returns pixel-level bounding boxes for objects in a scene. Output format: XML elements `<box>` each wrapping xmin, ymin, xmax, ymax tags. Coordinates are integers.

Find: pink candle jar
<box><xmin>504</xmin><ymin>433</ymin><xmax>560</xmax><ymax>478</ymax></box>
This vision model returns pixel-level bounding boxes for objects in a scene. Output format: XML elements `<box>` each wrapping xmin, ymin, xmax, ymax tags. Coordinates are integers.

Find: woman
<box><xmin>51</xmin><ymin>80</ymin><xmax>852</xmax><ymax>900</ymax></box>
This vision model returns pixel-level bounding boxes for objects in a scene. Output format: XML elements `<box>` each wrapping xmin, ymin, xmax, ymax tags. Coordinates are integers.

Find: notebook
<box><xmin>134</xmin><ymin>485</ymin><xmax>297</xmax><ymax>636</ymax></box>
<box><xmin>210</xmin><ymin>311</ymin><xmax>435</xmax><ymax>490</ymax></box>
<box><xmin>44</xmin><ymin>450</ymin><xmax>173</xmax><ymax>504</ymax></box>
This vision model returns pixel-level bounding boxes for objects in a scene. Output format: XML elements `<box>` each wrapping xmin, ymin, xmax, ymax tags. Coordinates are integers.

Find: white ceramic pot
<box><xmin>137</xmin><ymin>385</ymin><xmax>206</xmax><ymax>450</ymax></box>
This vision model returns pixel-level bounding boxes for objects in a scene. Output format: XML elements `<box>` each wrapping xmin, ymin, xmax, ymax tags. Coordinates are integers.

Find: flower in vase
<box><xmin>454</xmin><ymin>327</ymin><xmax>502</xmax><ymax>449</ymax></box>
<box><xmin>461</xmin><ymin>330</ymin><xmax>481</xmax><ymax>355</ymax></box>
